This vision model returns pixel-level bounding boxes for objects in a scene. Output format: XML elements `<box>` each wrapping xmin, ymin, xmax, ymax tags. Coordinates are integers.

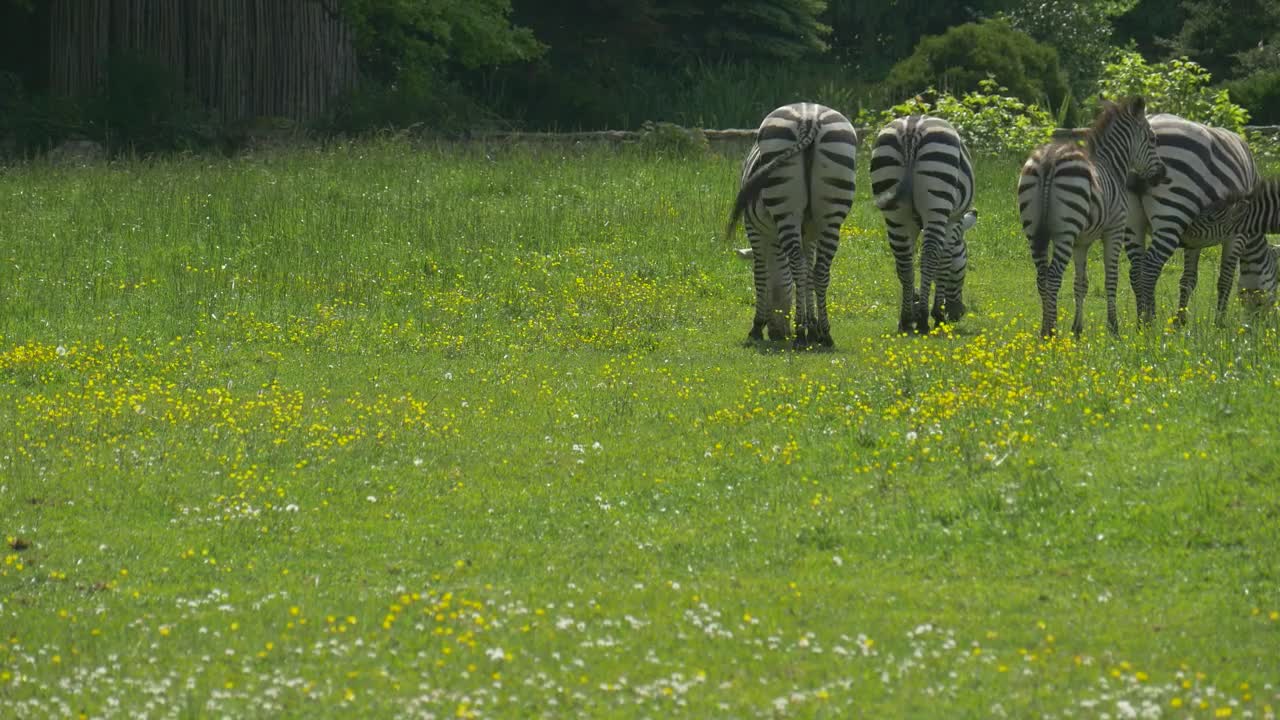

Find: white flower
<box><xmin>905</xmin><ymin>431</ymin><xmax>918</xmax><ymax>442</ymax></box>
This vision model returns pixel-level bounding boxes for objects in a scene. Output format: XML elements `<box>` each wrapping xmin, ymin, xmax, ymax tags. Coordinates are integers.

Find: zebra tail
<box><xmin>724</xmin><ymin>118</ymin><xmax>820</xmax><ymax>243</ymax></box>
<box><xmin>1030</xmin><ymin>161</ymin><xmax>1055</xmax><ymax>258</ymax></box>
<box><xmin>874</xmin><ymin>152</ymin><xmax>914</xmax><ymax>212</ymax></box>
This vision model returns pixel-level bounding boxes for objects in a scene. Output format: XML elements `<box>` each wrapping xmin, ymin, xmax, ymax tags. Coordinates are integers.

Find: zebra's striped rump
<box><xmin>1129</xmin><ymin>113</ymin><xmax>1260</xmax><ymax>325</ymax></box>
<box><xmin>871</xmin><ymin>115</ymin><xmax>976</xmax><ymax>334</ymax></box>
<box><xmin>1017</xmin><ymin>142</ymin><xmax>1109</xmax><ymax>338</ymax></box>
<box><xmin>726</xmin><ymin>103</ymin><xmax>857</xmax><ymax>348</ymax></box>
<box><xmin>1018</xmin><ymin>97</ymin><xmax>1164</xmax><ymax>338</ymax></box>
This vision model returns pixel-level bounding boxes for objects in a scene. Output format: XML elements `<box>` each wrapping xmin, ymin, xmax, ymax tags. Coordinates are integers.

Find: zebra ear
<box><xmin>1130</xmin><ymin>96</ymin><xmax>1146</xmax><ymax>115</ymax></box>
<box><xmin>961</xmin><ymin>210</ymin><xmax>978</xmax><ymax>231</ymax></box>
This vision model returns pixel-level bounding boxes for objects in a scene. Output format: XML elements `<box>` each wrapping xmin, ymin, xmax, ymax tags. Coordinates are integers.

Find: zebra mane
<box><xmin>1085</xmin><ymin>96</ymin><xmax>1146</xmax><ymax>157</ymax></box>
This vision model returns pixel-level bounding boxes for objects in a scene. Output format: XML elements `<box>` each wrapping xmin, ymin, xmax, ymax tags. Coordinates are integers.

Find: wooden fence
<box><xmin>49</xmin><ymin>0</ymin><xmax>358</xmax><ymax>123</ymax></box>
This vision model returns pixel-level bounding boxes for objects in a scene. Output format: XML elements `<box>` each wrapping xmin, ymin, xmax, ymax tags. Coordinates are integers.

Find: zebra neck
<box><xmin>1088</xmin><ymin>146</ymin><xmax>1130</xmax><ymax>184</ymax></box>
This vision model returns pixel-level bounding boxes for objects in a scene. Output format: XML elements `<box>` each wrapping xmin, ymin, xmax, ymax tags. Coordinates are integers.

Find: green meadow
<box><xmin>1</xmin><ymin>140</ymin><xmax>1278</xmax><ymax>718</ymax></box>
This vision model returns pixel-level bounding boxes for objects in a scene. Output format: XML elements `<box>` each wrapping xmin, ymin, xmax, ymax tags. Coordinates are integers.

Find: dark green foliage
<box><xmin>317</xmin><ymin>67</ymin><xmax>503</xmax><ymax>136</ymax></box>
<box><xmin>0</xmin><ymin>73</ymin><xmax>82</xmax><ymax>155</ymax></box>
<box><xmin>90</xmin><ymin>53</ymin><xmax>215</xmax><ymax>154</ymax></box>
<box><xmin>823</xmin><ymin>0</ymin><xmax>1015</xmax><ymax>75</ymax></box>
<box><xmin>1226</xmin><ymin>70</ymin><xmax>1280</xmax><ymax>123</ymax></box>
<box><xmin>884</xmin><ymin>20</ymin><xmax>1069</xmax><ymax>111</ymax></box>
<box><xmin>1170</xmin><ymin>0</ymin><xmax>1280</xmax><ymax>80</ymax></box>
<box><xmin>339</xmin><ymin>0</ymin><xmax>542</xmax><ymax>84</ymax></box>
<box><xmin>1112</xmin><ymin>0</ymin><xmax>1185</xmax><ymax>58</ymax></box>
<box><xmin>703</xmin><ymin>0</ymin><xmax>832</xmax><ymax>60</ymax></box>
<box><xmin>1002</xmin><ymin>0</ymin><xmax>1136</xmax><ymax>118</ymax></box>
<box><xmin>636</xmin><ymin>121</ymin><xmax>709</xmax><ymax>157</ymax></box>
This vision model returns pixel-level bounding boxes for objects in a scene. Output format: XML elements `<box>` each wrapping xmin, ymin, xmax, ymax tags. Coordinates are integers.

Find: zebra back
<box><xmin>1017</xmin><ymin>142</ymin><xmax>1096</xmax><ymax>263</ymax></box>
<box><xmin>870</xmin><ymin>115</ymin><xmax>973</xmax><ymax>217</ymax></box>
<box><xmin>725</xmin><ymin>103</ymin><xmax>849</xmax><ymax>242</ymax></box>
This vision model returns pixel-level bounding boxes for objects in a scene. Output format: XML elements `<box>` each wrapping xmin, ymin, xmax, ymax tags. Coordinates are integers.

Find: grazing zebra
<box><xmin>1128</xmin><ymin>114</ymin><xmax>1260</xmax><ymax>325</ymax></box>
<box><xmin>871</xmin><ymin>115</ymin><xmax>978</xmax><ymax>334</ymax></box>
<box><xmin>1016</xmin><ymin>97</ymin><xmax>1167</xmax><ymax>337</ymax></box>
<box><xmin>1174</xmin><ymin>177</ymin><xmax>1280</xmax><ymax>318</ymax></box>
<box><xmin>725</xmin><ymin>102</ymin><xmax>857</xmax><ymax>347</ymax></box>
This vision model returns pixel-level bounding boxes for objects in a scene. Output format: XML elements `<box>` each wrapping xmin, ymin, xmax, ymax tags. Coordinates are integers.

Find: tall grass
<box><xmin>1</xmin><ymin>142</ymin><xmax>1278</xmax><ymax>718</ymax></box>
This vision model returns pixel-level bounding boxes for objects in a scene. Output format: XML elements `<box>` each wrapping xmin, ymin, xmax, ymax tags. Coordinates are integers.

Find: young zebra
<box><xmin>871</xmin><ymin>115</ymin><xmax>978</xmax><ymax>334</ymax></box>
<box><xmin>1017</xmin><ymin>97</ymin><xmax>1167</xmax><ymax>337</ymax></box>
<box><xmin>1128</xmin><ymin>114</ymin><xmax>1260</xmax><ymax>325</ymax></box>
<box><xmin>1176</xmin><ymin>177</ymin><xmax>1280</xmax><ymax>317</ymax></box>
<box><xmin>725</xmin><ymin>103</ymin><xmax>857</xmax><ymax>347</ymax></box>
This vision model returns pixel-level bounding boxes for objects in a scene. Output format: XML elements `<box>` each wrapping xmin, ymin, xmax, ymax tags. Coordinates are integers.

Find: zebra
<box><xmin>725</xmin><ymin>102</ymin><xmax>857</xmax><ymax>347</ymax></box>
<box><xmin>1016</xmin><ymin>97</ymin><xmax>1167</xmax><ymax>337</ymax></box>
<box><xmin>1172</xmin><ymin>177</ymin><xmax>1280</xmax><ymax>319</ymax></box>
<box><xmin>1128</xmin><ymin>114</ymin><xmax>1260</xmax><ymax>325</ymax></box>
<box><xmin>870</xmin><ymin>115</ymin><xmax>978</xmax><ymax>334</ymax></box>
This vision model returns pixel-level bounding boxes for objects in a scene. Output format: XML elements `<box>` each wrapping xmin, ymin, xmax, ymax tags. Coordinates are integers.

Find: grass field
<box><xmin>2</xmin><ymin>140</ymin><xmax>1279</xmax><ymax>718</ymax></box>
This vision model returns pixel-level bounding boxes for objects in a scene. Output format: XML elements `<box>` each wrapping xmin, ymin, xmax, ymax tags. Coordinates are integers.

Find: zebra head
<box><xmin>1089</xmin><ymin>96</ymin><xmax>1167</xmax><ymax>189</ymax></box>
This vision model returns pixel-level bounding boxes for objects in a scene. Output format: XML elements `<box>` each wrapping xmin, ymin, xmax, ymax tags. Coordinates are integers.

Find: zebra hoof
<box><xmin>946</xmin><ymin>301</ymin><xmax>966</xmax><ymax>323</ymax></box>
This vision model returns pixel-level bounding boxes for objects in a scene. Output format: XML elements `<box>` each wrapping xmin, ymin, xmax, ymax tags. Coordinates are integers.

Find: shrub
<box><xmin>884</xmin><ymin>20</ymin><xmax>1070</xmax><ymax>114</ymax></box>
<box><xmin>1096</xmin><ymin>50</ymin><xmax>1249</xmax><ymax>133</ymax></box>
<box><xmin>88</xmin><ymin>52</ymin><xmax>217</xmax><ymax>154</ymax></box>
<box><xmin>635</xmin><ymin>121</ymin><xmax>709</xmax><ymax>158</ymax></box>
<box><xmin>864</xmin><ymin>79</ymin><xmax>1057</xmax><ymax>156</ymax></box>
<box><xmin>1225</xmin><ymin>70</ymin><xmax>1280</xmax><ymax>124</ymax></box>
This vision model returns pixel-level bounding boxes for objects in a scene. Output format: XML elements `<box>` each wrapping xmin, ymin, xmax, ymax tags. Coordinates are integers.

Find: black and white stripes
<box><xmin>870</xmin><ymin>115</ymin><xmax>977</xmax><ymax>334</ymax></box>
<box><xmin>725</xmin><ymin>102</ymin><xmax>858</xmax><ymax>347</ymax></box>
<box><xmin>1017</xmin><ymin>97</ymin><xmax>1166</xmax><ymax>337</ymax></box>
<box><xmin>1179</xmin><ymin>177</ymin><xmax>1280</xmax><ymax>317</ymax></box>
<box><xmin>1129</xmin><ymin>114</ymin><xmax>1261</xmax><ymax>324</ymax></box>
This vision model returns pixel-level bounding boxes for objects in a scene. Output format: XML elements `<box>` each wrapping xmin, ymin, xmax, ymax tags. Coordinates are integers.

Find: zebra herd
<box><xmin>726</xmin><ymin>98</ymin><xmax>1280</xmax><ymax>347</ymax></box>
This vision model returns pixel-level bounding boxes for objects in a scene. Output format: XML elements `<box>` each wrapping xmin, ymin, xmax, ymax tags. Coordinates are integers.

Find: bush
<box><xmin>1096</xmin><ymin>50</ymin><xmax>1249</xmax><ymax>133</ymax></box>
<box><xmin>864</xmin><ymin>79</ymin><xmax>1057</xmax><ymax>156</ymax></box>
<box><xmin>1225</xmin><ymin>70</ymin><xmax>1280</xmax><ymax>124</ymax></box>
<box><xmin>317</xmin><ymin>67</ymin><xmax>506</xmax><ymax>136</ymax></box>
<box><xmin>635</xmin><ymin>121</ymin><xmax>708</xmax><ymax>158</ymax></box>
<box><xmin>884</xmin><ymin>20</ymin><xmax>1070</xmax><ymax>115</ymax></box>
<box><xmin>0</xmin><ymin>72</ymin><xmax>83</xmax><ymax>157</ymax></box>
<box><xmin>89</xmin><ymin>52</ymin><xmax>217</xmax><ymax>154</ymax></box>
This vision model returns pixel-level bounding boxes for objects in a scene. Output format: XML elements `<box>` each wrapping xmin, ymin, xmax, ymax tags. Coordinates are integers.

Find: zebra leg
<box><xmin>1038</xmin><ymin>263</ymin><xmax>1065</xmax><ymax>339</ymax></box>
<box><xmin>766</xmin><ymin>243</ymin><xmax>792</xmax><ymax>341</ymax></box>
<box><xmin>1137</xmin><ymin>229</ymin><xmax>1182</xmax><ymax>326</ymax></box>
<box><xmin>1071</xmin><ymin>244</ymin><xmax>1089</xmax><ymax>338</ymax></box>
<box><xmin>944</xmin><ymin>232</ymin><xmax>968</xmax><ymax>322</ymax></box>
<box><xmin>1237</xmin><ymin>232</ymin><xmax>1278</xmax><ymax>319</ymax></box>
<box><xmin>886</xmin><ymin>215</ymin><xmax>920</xmax><ymax>334</ymax></box>
<box><xmin>931</xmin><ymin>275</ymin><xmax>947</xmax><ymax>326</ymax></box>
<box><xmin>746</xmin><ymin>225</ymin><xmax>770</xmax><ymax>341</ymax></box>
<box><xmin>1103</xmin><ymin>231</ymin><xmax>1124</xmax><ymax>336</ymax></box>
<box><xmin>918</xmin><ymin>223</ymin><xmax>947</xmax><ymax>333</ymax></box>
<box><xmin>1215</xmin><ymin>236</ymin><xmax>1241</xmax><ymax>326</ymax></box>
<box><xmin>811</xmin><ymin>225</ymin><xmax>841</xmax><ymax>347</ymax></box>
<box><xmin>1174</xmin><ymin>246</ymin><xmax>1200</xmax><ymax>328</ymax></box>
<box><xmin>778</xmin><ymin>217</ymin><xmax>811</xmax><ymax>348</ymax></box>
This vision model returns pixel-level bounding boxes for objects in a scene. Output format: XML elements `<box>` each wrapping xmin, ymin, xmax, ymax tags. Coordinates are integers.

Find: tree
<box><xmin>1002</xmin><ymin>0</ymin><xmax>1137</xmax><ymax>107</ymax></box>
<box><xmin>884</xmin><ymin>20</ymin><xmax>1070</xmax><ymax>112</ymax></box>
<box><xmin>1169</xmin><ymin>0</ymin><xmax>1280</xmax><ymax>79</ymax></box>
<box><xmin>341</xmin><ymin>0</ymin><xmax>543</xmax><ymax>84</ymax></box>
<box><xmin>823</xmin><ymin>0</ymin><xmax>1014</xmax><ymax>75</ymax></box>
